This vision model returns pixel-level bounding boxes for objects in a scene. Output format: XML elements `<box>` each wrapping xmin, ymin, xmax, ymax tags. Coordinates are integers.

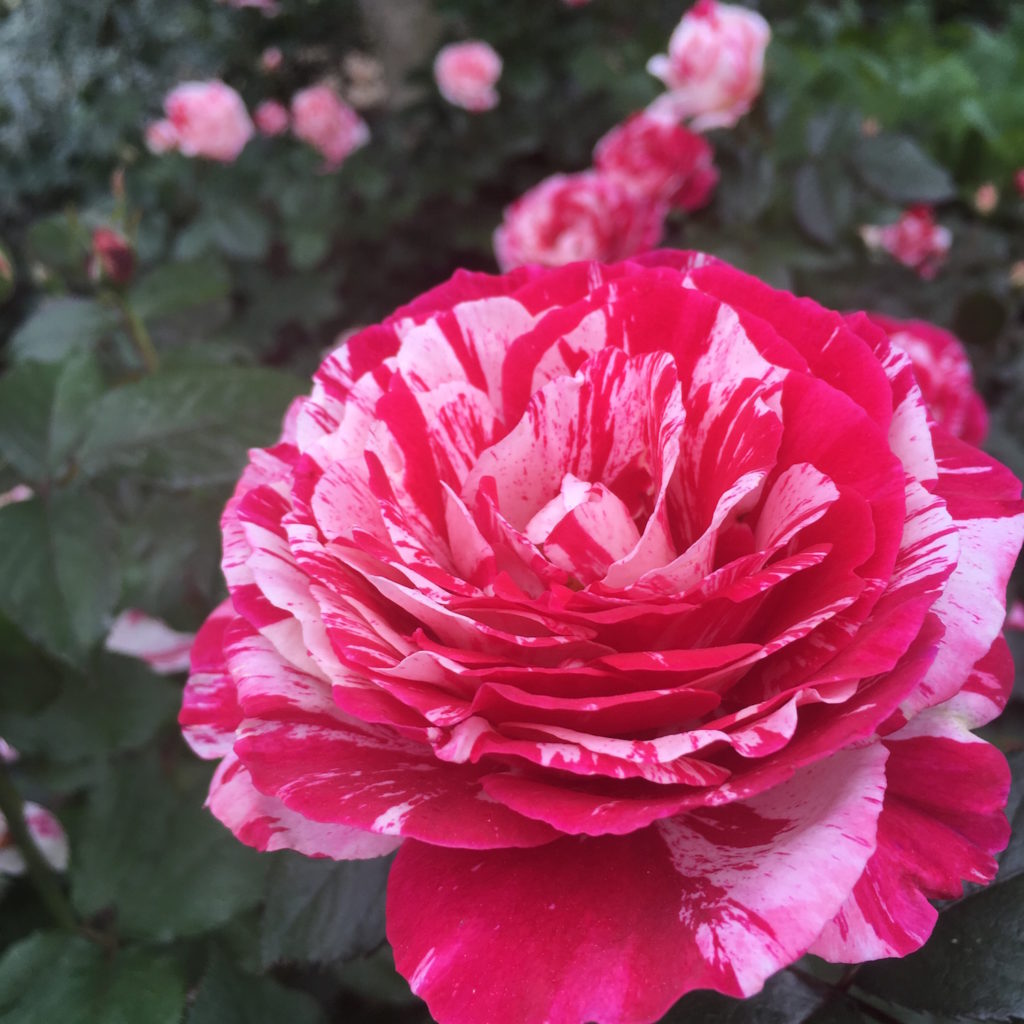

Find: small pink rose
<box><xmin>89</xmin><ymin>227</ymin><xmax>135</xmax><ymax>286</ymax></box>
<box><xmin>260</xmin><ymin>46</ymin><xmax>284</xmax><ymax>73</ymax></box>
<box><xmin>291</xmin><ymin>84</ymin><xmax>370</xmax><ymax>170</ymax></box>
<box><xmin>255</xmin><ymin>99</ymin><xmax>290</xmax><ymax>137</ymax></box>
<box><xmin>494</xmin><ymin>171</ymin><xmax>666</xmax><ymax>271</ymax></box>
<box><xmin>164</xmin><ymin>80</ymin><xmax>254</xmax><ymax>163</ymax></box>
<box><xmin>434</xmin><ymin>41</ymin><xmax>503</xmax><ymax>113</ymax></box>
<box><xmin>594</xmin><ymin>112</ymin><xmax>719</xmax><ymax>211</ymax></box>
<box><xmin>647</xmin><ymin>0</ymin><xmax>771</xmax><ymax>131</ymax></box>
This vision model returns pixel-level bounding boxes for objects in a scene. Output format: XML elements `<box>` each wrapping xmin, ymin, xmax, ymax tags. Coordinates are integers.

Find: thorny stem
<box><xmin>0</xmin><ymin>764</ymin><xmax>77</xmax><ymax>932</ymax></box>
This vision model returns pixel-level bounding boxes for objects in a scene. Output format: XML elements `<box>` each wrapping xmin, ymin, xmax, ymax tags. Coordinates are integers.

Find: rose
<box><xmin>181</xmin><ymin>250</ymin><xmax>1022</xmax><ymax>1024</ymax></box>
<box><xmin>494</xmin><ymin>172</ymin><xmax>665</xmax><ymax>270</ymax></box>
<box><xmin>864</xmin><ymin>313</ymin><xmax>987</xmax><ymax>445</ymax></box>
<box><xmin>105</xmin><ymin>610</ymin><xmax>195</xmax><ymax>675</ymax></box>
<box><xmin>433</xmin><ymin>41</ymin><xmax>503</xmax><ymax>112</ymax></box>
<box><xmin>88</xmin><ymin>227</ymin><xmax>135</xmax><ymax>286</ymax></box>
<box><xmin>0</xmin><ymin>801</ymin><xmax>69</xmax><ymax>875</ymax></box>
<box><xmin>290</xmin><ymin>84</ymin><xmax>370</xmax><ymax>171</ymax></box>
<box><xmin>593</xmin><ymin>112</ymin><xmax>719</xmax><ymax>211</ymax></box>
<box><xmin>647</xmin><ymin>0</ymin><xmax>771</xmax><ymax>131</ymax></box>
<box><xmin>254</xmin><ymin>99</ymin><xmax>290</xmax><ymax>137</ymax></box>
<box><xmin>860</xmin><ymin>206</ymin><xmax>951</xmax><ymax>280</ymax></box>
<box><xmin>163</xmin><ymin>81</ymin><xmax>254</xmax><ymax>163</ymax></box>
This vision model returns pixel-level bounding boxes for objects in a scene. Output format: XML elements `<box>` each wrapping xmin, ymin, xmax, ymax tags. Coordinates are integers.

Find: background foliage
<box><xmin>1</xmin><ymin>1</ymin><xmax>1023</xmax><ymax>1022</ymax></box>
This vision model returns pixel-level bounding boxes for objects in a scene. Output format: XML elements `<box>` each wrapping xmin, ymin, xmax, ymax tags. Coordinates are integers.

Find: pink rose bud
<box><xmin>974</xmin><ymin>183</ymin><xmax>998</xmax><ymax>214</ymax></box>
<box><xmin>594</xmin><ymin>112</ymin><xmax>719</xmax><ymax>211</ymax></box>
<box><xmin>260</xmin><ymin>46</ymin><xmax>284</xmax><ymax>73</ymax></box>
<box><xmin>255</xmin><ymin>99</ymin><xmax>290</xmax><ymax>137</ymax></box>
<box><xmin>291</xmin><ymin>84</ymin><xmax>370</xmax><ymax>170</ymax></box>
<box><xmin>647</xmin><ymin>0</ymin><xmax>771</xmax><ymax>131</ymax></box>
<box><xmin>88</xmin><ymin>227</ymin><xmax>136</xmax><ymax>286</ymax></box>
<box><xmin>0</xmin><ymin>484</ymin><xmax>32</xmax><ymax>509</ymax></box>
<box><xmin>494</xmin><ymin>171</ymin><xmax>666</xmax><ymax>271</ymax></box>
<box><xmin>863</xmin><ymin>313</ymin><xmax>988</xmax><ymax>445</ymax></box>
<box><xmin>0</xmin><ymin>802</ymin><xmax>69</xmax><ymax>875</ymax></box>
<box><xmin>860</xmin><ymin>206</ymin><xmax>951</xmax><ymax>279</ymax></box>
<box><xmin>164</xmin><ymin>80</ymin><xmax>254</xmax><ymax>163</ymax></box>
<box><xmin>434</xmin><ymin>41</ymin><xmax>503</xmax><ymax>112</ymax></box>
<box><xmin>105</xmin><ymin>609</ymin><xmax>195</xmax><ymax>674</ymax></box>
<box><xmin>1015</xmin><ymin>169</ymin><xmax>1024</xmax><ymax>196</ymax></box>
<box><xmin>145</xmin><ymin>118</ymin><xmax>179</xmax><ymax>155</ymax></box>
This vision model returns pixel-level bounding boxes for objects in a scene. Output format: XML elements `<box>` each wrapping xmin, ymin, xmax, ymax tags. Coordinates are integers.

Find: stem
<box><xmin>0</xmin><ymin>765</ymin><xmax>77</xmax><ymax>931</ymax></box>
<box><xmin>120</xmin><ymin>302</ymin><xmax>159</xmax><ymax>374</ymax></box>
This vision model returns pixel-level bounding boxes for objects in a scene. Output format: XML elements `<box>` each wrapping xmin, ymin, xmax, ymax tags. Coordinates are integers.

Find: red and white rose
<box><xmin>647</xmin><ymin>0</ymin><xmax>771</xmax><ymax>132</ymax></box>
<box><xmin>494</xmin><ymin>172</ymin><xmax>665</xmax><ymax>270</ymax></box>
<box><xmin>860</xmin><ymin>206</ymin><xmax>951</xmax><ymax>280</ymax></box>
<box><xmin>182</xmin><ymin>251</ymin><xmax>1022</xmax><ymax>1024</ymax></box>
<box><xmin>594</xmin><ymin>112</ymin><xmax>719</xmax><ymax>211</ymax></box>
<box><xmin>433</xmin><ymin>41</ymin><xmax>503</xmax><ymax>113</ymax></box>
<box><xmin>106</xmin><ymin>610</ymin><xmax>195</xmax><ymax>675</ymax></box>
<box><xmin>864</xmin><ymin>313</ymin><xmax>987</xmax><ymax>446</ymax></box>
<box><xmin>0</xmin><ymin>802</ymin><xmax>69</xmax><ymax>875</ymax></box>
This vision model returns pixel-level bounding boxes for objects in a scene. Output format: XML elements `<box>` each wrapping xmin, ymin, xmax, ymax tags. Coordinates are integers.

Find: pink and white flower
<box><xmin>291</xmin><ymin>84</ymin><xmax>370</xmax><ymax>171</ymax></box>
<box><xmin>0</xmin><ymin>803</ymin><xmax>69</xmax><ymax>875</ymax></box>
<box><xmin>433</xmin><ymin>41</ymin><xmax>503</xmax><ymax>113</ymax></box>
<box><xmin>181</xmin><ymin>250</ymin><xmax>1022</xmax><ymax>1024</ymax></box>
<box><xmin>860</xmin><ymin>206</ymin><xmax>951</xmax><ymax>280</ymax></box>
<box><xmin>0</xmin><ymin>484</ymin><xmax>32</xmax><ymax>509</ymax></box>
<box><xmin>254</xmin><ymin>99</ymin><xmax>290</xmax><ymax>137</ymax></box>
<box><xmin>594</xmin><ymin>112</ymin><xmax>718</xmax><ymax>211</ymax></box>
<box><xmin>864</xmin><ymin>314</ymin><xmax>987</xmax><ymax>445</ymax></box>
<box><xmin>163</xmin><ymin>81</ymin><xmax>254</xmax><ymax>163</ymax></box>
<box><xmin>647</xmin><ymin>0</ymin><xmax>771</xmax><ymax>132</ymax></box>
<box><xmin>494</xmin><ymin>172</ymin><xmax>665</xmax><ymax>270</ymax></box>
<box><xmin>106</xmin><ymin>610</ymin><xmax>195</xmax><ymax>675</ymax></box>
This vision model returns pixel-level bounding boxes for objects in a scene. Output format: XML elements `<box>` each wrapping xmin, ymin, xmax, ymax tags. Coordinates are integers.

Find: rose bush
<box><xmin>181</xmin><ymin>250</ymin><xmax>1023</xmax><ymax>1024</ymax></box>
<box><xmin>493</xmin><ymin>172</ymin><xmax>665</xmax><ymax>270</ymax></box>
<box><xmin>865</xmin><ymin>314</ymin><xmax>988</xmax><ymax>445</ymax></box>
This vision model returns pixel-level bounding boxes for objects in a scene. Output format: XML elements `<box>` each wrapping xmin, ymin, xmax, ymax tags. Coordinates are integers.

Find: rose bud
<box><xmin>494</xmin><ymin>171</ymin><xmax>666</xmax><ymax>270</ymax></box>
<box><xmin>647</xmin><ymin>0</ymin><xmax>771</xmax><ymax>131</ymax></box>
<box><xmin>434</xmin><ymin>40</ymin><xmax>503</xmax><ymax>112</ymax></box>
<box><xmin>88</xmin><ymin>227</ymin><xmax>136</xmax><ymax>286</ymax></box>
<box><xmin>180</xmin><ymin>249</ymin><xmax>1023</xmax><ymax>1024</ymax></box>
<box><xmin>254</xmin><ymin>99</ymin><xmax>290</xmax><ymax>137</ymax></box>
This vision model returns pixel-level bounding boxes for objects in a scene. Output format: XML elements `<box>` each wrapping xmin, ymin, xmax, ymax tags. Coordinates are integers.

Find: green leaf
<box><xmin>210</xmin><ymin>201</ymin><xmax>272</xmax><ymax>262</ymax></box>
<box><xmin>0</xmin><ymin>492</ymin><xmax>119</xmax><ymax>661</ymax></box>
<box><xmin>8</xmin><ymin>297</ymin><xmax>115</xmax><ymax>364</ymax></box>
<box><xmin>851</xmin><ymin>134</ymin><xmax>955</xmax><ymax>203</ymax></box>
<box><xmin>188</xmin><ymin>950</ymin><xmax>325</xmax><ymax>1024</ymax></box>
<box><xmin>261</xmin><ymin>852</ymin><xmax>391</xmax><ymax>968</ymax></box>
<box><xmin>72</xmin><ymin>755</ymin><xmax>268</xmax><ymax>941</ymax></box>
<box><xmin>0</xmin><ymin>352</ymin><xmax>103</xmax><ymax>481</ymax></box>
<box><xmin>0</xmin><ymin>652</ymin><xmax>180</xmax><ymax>764</ymax></box>
<box><xmin>128</xmin><ymin>255</ymin><xmax>231</xmax><ymax>321</ymax></box>
<box><xmin>793</xmin><ymin>163</ymin><xmax>852</xmax><ymax>247</ymax></box>
<box><xmin>78</xmin><ymin>366</ymin><xmax>302</xmax><ymax>487</ymax></box>
<box><xmin>856</xmin><ymin>871</ymin><xmax>1024</xmax><ymax>1019</ymax></box>
<box><xmin>0</xmin><ymin>932</ymin><xmax>184</xmax><ymax>1024</ymax></box>
<box><xmin>663</xmin><ymin>969</ymin><xmax>826</xmax><ymax>1022</ymax></box>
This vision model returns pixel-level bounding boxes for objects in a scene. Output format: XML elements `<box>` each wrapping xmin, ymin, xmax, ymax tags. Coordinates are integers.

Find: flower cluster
<box><xmin>493</xmin><ymin>1</ymin><xmax>768</xmax><ymax>270</ymax></box>
<box><xmin>181</xmin><ymin>251</ymin><xmax>1023</xmax><ymax>1024</ymax></box>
